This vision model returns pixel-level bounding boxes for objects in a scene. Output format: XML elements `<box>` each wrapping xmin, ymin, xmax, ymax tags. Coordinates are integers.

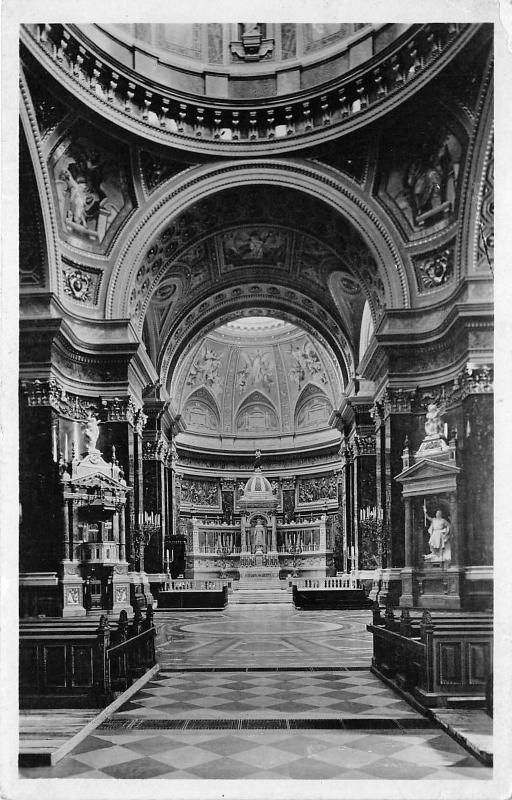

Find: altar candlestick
<box><xmin>64</xmin><ymin>433</ymin><xmax>69</xmax><ymax>462</ymax></box>
<box><xmin>423</xmin><ymin>498</ymin><xmax>427</xmax><ymax>526</ymax></box>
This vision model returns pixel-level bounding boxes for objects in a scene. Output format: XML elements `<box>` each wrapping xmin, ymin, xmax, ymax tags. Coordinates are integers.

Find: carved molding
<box><xmin>22</xmin><ymin>24</ymin><xmax>477</xmax><ymax>158</ymax></box>
<box><xmin>413</xmin><ymin>242</ymin><xmax>455</xmax><ymax>292</ymax></box>
<box><xmin>21</xmin><ymin>377</ymin><xmax>147</xmax><ymax>431</ymax></box>
<box><xmin>142</xmin><ymin>433</ymin><xmax>170</xmax><ymax>462</ymax></box>
<box><xmin>379</xmin><ymin>363</ymin><xmax>493</xmax><ymax>416</ymax></box>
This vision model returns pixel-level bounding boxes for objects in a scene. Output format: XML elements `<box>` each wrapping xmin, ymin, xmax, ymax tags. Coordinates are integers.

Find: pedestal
<box><xmin>398</xmin><ymin>566</ymin><xmax>419</xmax><ymax>608</ymax></box>
<box><xmin>378</xmin><ymin>567</ymin><xmax>403</xmax><ymax>606</ymax></box>
<box><xmin>111</xmin><ymin>562</ymin><xmax>131</xmax><ymax>614</ymax></box>
<box><xmin>60</xmin><ymin>561</ymin><xmax>86</xmax><ymax>617</ymax></box>
<box><xmin>416</xmin><ymin>562</ymin><xmax>462</xmax><ymax>609</ymax></box>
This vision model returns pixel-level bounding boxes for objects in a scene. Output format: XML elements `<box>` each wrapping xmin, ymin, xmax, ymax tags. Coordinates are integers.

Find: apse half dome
<box><xmin>171</xmin><ymin>317</ymin><xmax>344</xmax><ymax>452</ymax></box>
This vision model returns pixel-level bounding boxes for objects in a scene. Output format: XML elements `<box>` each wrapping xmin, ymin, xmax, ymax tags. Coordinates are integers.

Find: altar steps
<box><xmin>232</xmin><ymin>588</ymin><xmax>290</xmax><ymax>604</ymax></box>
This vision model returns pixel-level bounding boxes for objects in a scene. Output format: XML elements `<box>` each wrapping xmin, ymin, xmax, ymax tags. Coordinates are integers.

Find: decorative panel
<box><xmin>298</xmin><ymin>475</ymin><xmax>337</xmax><ymax>504</ymax></box>
<box><xmin>43</xmin><ymin>645</ymin><xmax>67</xmax><ymax>688</ymax></box>
<box><xmin>50</xmin><ymin>122</ymin><xmax>134</xmax><ymax>253</ymax></box>
<box><xmin>438</xmin><ymin>641</ymin><xmax>463</xmax><ymax>685</ymax></box>
<box><xmin>19</xmin><ymin>646</ymin><xmax>38</xmax><ymax>690</ymax></box>
<box><xmin>467</xmin><ymin>641</ymin><xmax>490</xmax><ymax>684</ymax></box>
<box><xmin>180</xmin><ymin>478</ymin><xmax>219</xmax><ymax>507</ymax></box>
<box><xmin>71</xmin><ymin>645</ymin><xmax>94</xmax><ymax>687</ymax></box>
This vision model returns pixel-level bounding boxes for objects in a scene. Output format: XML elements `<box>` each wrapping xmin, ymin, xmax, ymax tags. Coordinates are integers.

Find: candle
<box><xmin>64</xmin><ymin>433</ymin><xmax>69</xmax><ymax>462</ymax></box>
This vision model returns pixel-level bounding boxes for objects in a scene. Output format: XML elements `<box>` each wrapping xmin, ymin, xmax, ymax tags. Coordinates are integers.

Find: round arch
<box><xmin>106</xmin><ymin>159</ymin><xmax>411</xmax><ymax>322</ymax></box>
<box><xmin>160</xmin><ymin>293</ymin><xmax>353</xmax><ymax>395</ymax></box>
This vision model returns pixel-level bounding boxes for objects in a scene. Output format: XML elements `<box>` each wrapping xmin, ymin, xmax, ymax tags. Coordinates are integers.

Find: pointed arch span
<box><xmin>294</xmin><ymin>384</ymin><xmax>333</xmax><ymax>432</ymax></box>
<box><xmin>182</xmin><ymin>387</ymin><xmax>221</xmax><ymax>433</ymax></box>
<box><xmin>106</xmin><ymin>159</ymin><xmax>411</xmax><ymax>322</ymax></box>
<box><xmin>235</xmin><ymin>391</ymin><xmax>279</xmax><ymax>435</ymax></box>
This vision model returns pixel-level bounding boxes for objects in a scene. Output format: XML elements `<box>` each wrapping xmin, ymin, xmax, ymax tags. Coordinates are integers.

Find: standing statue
<box><xmin>424</xmin><ymin>403</ymin><xmax>444</xmax><ymax>437</ymax></box>
<box><xmin>425</xmin><ymin>509</ymin><xmax>451</xmax><ymax>561</ymax></box>
<box><xmin>253</xmin><ymin>517</ymin><xmax>266</xmax><ymax>552</ymax></box>
<box><xmin>83</xmin><ymin>414</ymin><xmax>100</xmax><ymax>453</ymax></box>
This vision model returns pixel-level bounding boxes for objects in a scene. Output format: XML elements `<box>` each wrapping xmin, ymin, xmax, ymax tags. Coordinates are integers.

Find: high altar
<box><xmin>184</xmin><ymin>464</ymin><xmax>331</xmax><ymax>584</ymax></box>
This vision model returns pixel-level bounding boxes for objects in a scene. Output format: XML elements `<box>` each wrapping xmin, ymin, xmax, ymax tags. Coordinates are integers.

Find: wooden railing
<box><xmin>19</xmin><ymin>607</ymin><xmax>157</xmax><ymax>708</ymax></box>
<box><xmin>367</xmin><ymin>602</ymin><xmax>493</xmax><ymax>707</ymax></box>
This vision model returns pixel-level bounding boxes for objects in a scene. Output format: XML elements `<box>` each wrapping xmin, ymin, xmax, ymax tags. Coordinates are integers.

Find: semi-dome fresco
<box><xmin>172</xmin><ymin>316</ymin><xmax>342</xmax><ymax>443</ymax></box>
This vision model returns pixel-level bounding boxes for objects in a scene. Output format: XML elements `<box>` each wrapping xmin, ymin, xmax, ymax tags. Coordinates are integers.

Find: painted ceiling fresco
<box><xmin>172</xmin><ymin>322</ymin><xmax>343</xmax><ymax>438</ymax></box>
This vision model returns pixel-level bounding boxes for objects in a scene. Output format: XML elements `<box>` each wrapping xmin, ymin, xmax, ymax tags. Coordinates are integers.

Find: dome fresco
<box><xmin>172</xmin><ymin>319</ymin><xmax>343</xmax><ymax>440</ymax></box>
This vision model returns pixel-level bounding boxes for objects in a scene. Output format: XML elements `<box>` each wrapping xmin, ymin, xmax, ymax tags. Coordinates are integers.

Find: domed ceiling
<box><xmin>172</xmin><ymin>317</ymin><xmax>343</xmax><ymax>448</ymax></box>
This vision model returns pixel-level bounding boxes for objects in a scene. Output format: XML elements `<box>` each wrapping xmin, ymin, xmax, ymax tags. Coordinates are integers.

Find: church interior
<box><xmin>16</xmin><ymin>20</ymin><xmax>496</xmax><ymax>786</ymax></box>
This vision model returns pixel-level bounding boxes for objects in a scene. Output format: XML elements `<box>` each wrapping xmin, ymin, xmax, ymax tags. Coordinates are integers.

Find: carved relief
<box><xmin>62</xmin><ymin>264</ymin><xmax>102</xmax><ymax>304</ymax></box>
<box><xmin>413</xmin><ymin>243</ymin><xmax>454</xmax><ymax>292</ymax></box>
<box><xmin>477</xmin><ymin>141</ymin><xmax>494</xmax><ymax>272</ymax></box>
<box><xmin>289</xmin><ymin>340</ymin><xmax>328</xmax><ymax>388</ymax></box>
<box><xmin>381</xmin><ymin>117</ymin><xmax>463</xmax><ymax>231</ymax></box>
<box><xmin>236</xmin><ymin>349</ymin><xmax>274</xmax><ymax>391</ymax></box>
<box><xmin>65</xmin><ymin>587</ymin><xmax>80</xmax><ymax>605</ymax></box>
<box><xmin>186</xmin><ymin>346</ymin><xmax>223</xmax><ymax>394</ymax></box>
<box><xmin>181</xmin><ymin>479</ymin><xmax>219</xmax><ymax>506</ymax></box>
<box><xmin>115</xmin><ymin>586</ymin><xmax>128</xmax><ymax>603</ymax></box>
<box><xmin>52</xmin><ymin>127</ymin><xmax>133</xmax><ymax>249</ymax></box>
<box><xmin>298</xmin><ymin>475</ymin><xmax>337</xmax><ymax>503</ymax></box>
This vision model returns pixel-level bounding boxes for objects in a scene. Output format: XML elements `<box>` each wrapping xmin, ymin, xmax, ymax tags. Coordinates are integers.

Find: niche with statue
<box><xmin>395</xmin><ymin>403</ymin><xmax>462</xmax><ymax>609</ymax></box>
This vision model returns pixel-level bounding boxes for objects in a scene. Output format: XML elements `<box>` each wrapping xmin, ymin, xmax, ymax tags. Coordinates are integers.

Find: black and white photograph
<box><xmin>2</xmin><ymin>2</ymin><xmax>511</xmax><ymax>798</ymax></box>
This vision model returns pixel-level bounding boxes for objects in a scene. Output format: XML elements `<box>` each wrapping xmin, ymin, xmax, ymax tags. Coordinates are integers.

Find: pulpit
<box><xmin>60</xmin><ymin>415</ymin><xmax>132</xmax><ymax>616</ymax></box>
<box><xmin>395</xmin><ymin>404</ymin><xmax>462</xmax><ymax>609</ymax></box>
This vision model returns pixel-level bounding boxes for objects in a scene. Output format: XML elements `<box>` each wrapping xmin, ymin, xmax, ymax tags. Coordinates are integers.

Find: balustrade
<box><xmin>23</xmin><ymin>23</ymin><xmax>469</xmax><ymax>152</ymax></box>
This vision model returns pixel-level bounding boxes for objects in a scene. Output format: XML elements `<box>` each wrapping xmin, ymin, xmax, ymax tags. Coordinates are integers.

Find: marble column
<box><xmin>403</xmin><ymin>496</ymin><xmax>413</xmax><ymax>567</ymax></box>
<box><xmin>271</xmin><ymin>515</ymin><xmax>277</xmax><ymax>551</ymax></box>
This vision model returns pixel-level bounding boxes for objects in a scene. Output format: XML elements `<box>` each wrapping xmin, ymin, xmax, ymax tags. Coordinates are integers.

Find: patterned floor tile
<box><xmin>20</xmin><ymin>607</ymin><xmax>492</xmax><ymax>781</ymax></box>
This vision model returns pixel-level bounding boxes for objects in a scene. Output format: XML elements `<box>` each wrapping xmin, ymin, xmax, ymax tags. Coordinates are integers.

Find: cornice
<box><xmin>21</xmin><ymin>24</ymin><xmax>480</xmax><ymax>158</ymax></box>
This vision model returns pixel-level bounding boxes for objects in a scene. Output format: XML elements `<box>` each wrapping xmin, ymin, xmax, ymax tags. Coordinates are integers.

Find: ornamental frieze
<box><xmin>21</xmin><ymin>378</ymin><xmax>147</xmax><ymax>431</ymax></box>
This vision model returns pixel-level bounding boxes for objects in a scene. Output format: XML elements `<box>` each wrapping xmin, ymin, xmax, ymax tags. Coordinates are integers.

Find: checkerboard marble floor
<box><xmin>19</xmin><ymin>605</ymin><xmax>492</xmax><ymax>780</ymax></box>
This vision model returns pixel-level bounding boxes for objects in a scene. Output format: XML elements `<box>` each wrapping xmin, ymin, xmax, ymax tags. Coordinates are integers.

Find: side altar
<box><xmin>395</xmin><ymin>404</ymin><xmax>462</xmax><ymax>609</ymax></box>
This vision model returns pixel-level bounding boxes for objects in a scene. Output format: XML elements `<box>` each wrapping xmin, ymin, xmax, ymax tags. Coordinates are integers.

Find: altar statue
<box><xmin>83</xmin><ymin>413</ymin><xmax>100</xmax><ymax>453</ymax></box>
<box><xmin>425</xmin><ymin>509</ymin><xmax>451</xmax><ymax>561</ymax></box>
<box><xmin>425</xmin><ymin>403</ymin><xmax>444</xmax><ymax>437</ymax></box>
<box><xmin>253</xmin><ymin>517</ymin><xmax>266</xmax><ymax>552</ymax></box>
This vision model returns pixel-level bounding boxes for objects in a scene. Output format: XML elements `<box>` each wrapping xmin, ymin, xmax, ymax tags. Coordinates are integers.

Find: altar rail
<box><xmin>296</xmin><ymin>576</ymin><xmax>361</xmax><ymax>590</ymax></box>
<box><xmin>19</xmin><ymin>608</ymin><xmax>156</xmax><ymax>708</ymax></box>
<box><xmin>160</xmin><ymin>579</ymin><xmax>226</xmax><ymax>592</ymax></box>
<box><xmin>367</xmin><ymin>605</ymin><xmax>493</xmax><ymax>708</ymax></box>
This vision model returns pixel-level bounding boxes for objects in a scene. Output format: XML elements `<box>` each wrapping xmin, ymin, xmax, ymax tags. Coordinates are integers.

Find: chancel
<box><xmin>17</xmin><ymin>20</ymin><xmax>494</xmax><ymax>783</ymax></box>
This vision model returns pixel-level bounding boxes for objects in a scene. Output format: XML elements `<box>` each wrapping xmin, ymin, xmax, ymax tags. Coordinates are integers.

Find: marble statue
<box><xmin>425</xmin><ymin>509</ymin><xmax>451</xmax><ymax>561</ymax></box>
<box><xmin>425</xmin><ymin>403</ymin><xmax>444</xmax><ymax>437</ymax></box>
<box><xmin>83</xmin><ymin>414</ymin><xmax>100</xmax><ymax>452</ymax></box>
<box><xmin>253</xmin><ymin>517</ymin><xmax>266</xmax><ymax>552</ymax></box>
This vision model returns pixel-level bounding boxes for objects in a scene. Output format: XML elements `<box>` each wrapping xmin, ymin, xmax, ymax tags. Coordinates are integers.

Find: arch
<box><xmin>235</xmin><ymin>391</ymin><xmax>279</xmax><ymax>434</ymax></box>
<box><xmin>161</xmin><ymin>295</ymin><xmax>353</xmax><ymax>396</ymax></box>
<box><xmin>294</xmin><ymin>384</ymin><xmax>333</xmax><ymax>431</ymax></box>
<box><xmin>358</xmin><ymin>301</ymin><xmax>375</xmax><ymax>362</ymax></box>
<box><xmin>106</xmin><ymin>159</ymin><xmax>411</xmax><ymax>322</ymax></box>
<box><xmin>182</xmin><ymin>387</ymin><xmax>221</xmax><ymax>433</ymax></box>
